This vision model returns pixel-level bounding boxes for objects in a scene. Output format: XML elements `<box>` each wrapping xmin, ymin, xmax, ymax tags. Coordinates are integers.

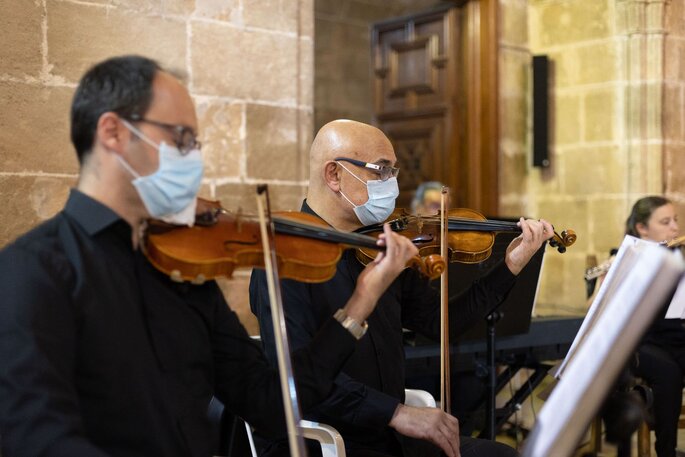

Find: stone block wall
<box><xmin>526</xmin><ymin>0</ymin><xmax>622</xmax><ymax>314</ymax></box>
<box><xmin>500</xmin><ymin>0</ymin><xmax>679</xmax><ymax>316</ymax></box>
<box><xmin>0</xmin><ymin>0</ymin><xmax>315</xmax><ymax>335</ymax></box>
<box><xmin>664</xmin><ymin>0</ymin><xmax>685</xmax><ymax>209</ymax></box>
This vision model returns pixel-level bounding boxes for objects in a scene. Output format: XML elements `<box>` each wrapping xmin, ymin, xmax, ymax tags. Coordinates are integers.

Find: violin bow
<box><xmin>255</xmin><ymin>185</ymin><xmax>308</xmax><ymax>457</ymax></box>
<box><xmin>440</xmin><ymin>186</ymin><xmax>451</xmax><ymax>414</ymax></box>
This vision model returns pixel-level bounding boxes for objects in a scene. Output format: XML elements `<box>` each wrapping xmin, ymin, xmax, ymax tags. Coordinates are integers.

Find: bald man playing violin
<box><xmin>0</xmin><ymin>58</ymin><xmax>421</xmax><ymax>457</ymax></box>
<box><xmin>250</xmin><ymin>119</ymin><xmax>554</xmax><ymax>457</ymax></box>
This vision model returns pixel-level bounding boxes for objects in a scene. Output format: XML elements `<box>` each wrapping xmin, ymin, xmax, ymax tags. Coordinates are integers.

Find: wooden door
<box><xmin>371</xmin><ymin>1</ymin><xmax>499</xmax><ymax>214</ymax></box>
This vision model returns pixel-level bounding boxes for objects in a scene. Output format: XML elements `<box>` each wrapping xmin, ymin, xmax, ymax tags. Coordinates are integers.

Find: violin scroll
<box><xmin>406</xmin><ymin>254</ymin><xmax>446</xmax><ymax>279</ymax></box>
<box><xmin>549</xmin><ymin>229</ymin><xmax>577</xmax><ymax>254</ymax></box>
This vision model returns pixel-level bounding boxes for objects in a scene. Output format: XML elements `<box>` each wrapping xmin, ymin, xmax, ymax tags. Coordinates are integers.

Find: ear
<box><xmin>323</xmin><ymin>161</ymin><xmax>342</xmax><ymax>192</ymax></box>
<box><xmin>635</xmin><ymin>222</ymin><xmax>649</xmax><ymax>238</ymax></box>
<box><xmin>95</xmin><ymin>112</ymin><xmax>128</xmax><ymax>155</ymax></box>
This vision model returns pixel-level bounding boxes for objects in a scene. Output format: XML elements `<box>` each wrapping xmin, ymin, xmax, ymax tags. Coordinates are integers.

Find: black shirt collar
<box><xmin>64</xmin><ymin>189</ymin><xmax>125</xmax><ymax>236</ymax></box>
<box><xmin>301</xmin><ymin>199</ymin><xmax>316</xmax><ymax>216</ymax></box>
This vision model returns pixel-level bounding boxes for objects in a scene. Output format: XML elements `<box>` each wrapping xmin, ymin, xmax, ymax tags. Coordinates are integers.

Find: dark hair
<box><xmin>70</xmin><ymin>55</ymin><xmax>162</xmax><ymax>164</ymax></box>
<box><xmin>625</xmin><ymin>195</ymin><xmax>671</xmax><ymax>236</ymax></box>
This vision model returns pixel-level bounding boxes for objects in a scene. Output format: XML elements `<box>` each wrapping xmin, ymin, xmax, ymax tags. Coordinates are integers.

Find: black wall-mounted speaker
<box><xmin>532</xmin><ymin>55</ymin><xmax>549</xmax><ymax>168</ymax></box>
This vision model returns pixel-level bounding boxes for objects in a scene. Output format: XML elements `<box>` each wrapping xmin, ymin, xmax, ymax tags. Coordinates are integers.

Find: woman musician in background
<box><xmin>590</xmin><ymin>196</ymin><xmax>683</xmax><ymax>457</ymax></box>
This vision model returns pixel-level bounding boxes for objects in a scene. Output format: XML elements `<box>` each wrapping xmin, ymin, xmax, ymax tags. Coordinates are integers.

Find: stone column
<box><xmin>663</xmin><ymin>0</ymin><xmax>685</xmax><ymax>212</ymax></box>
<box><xmin>616</xmin><ymin>0</ymin><xmax>666</xmax><ymax>199</ymax></box>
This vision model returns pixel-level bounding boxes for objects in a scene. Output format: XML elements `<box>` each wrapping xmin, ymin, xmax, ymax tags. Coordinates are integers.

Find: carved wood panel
<box><xmin>373</xmin><ymin>6</ymin><xmax>453</xmax><ymax>117</ymax></box>
<box><xmin>380</xmin><ymin>116</ymin><xmax>446</xmax><ymax>209</ymax></box>
<box><xmin>371</xmin><ymin>1</ymin><xmax>499</xmax><ymax>215</ymax></box>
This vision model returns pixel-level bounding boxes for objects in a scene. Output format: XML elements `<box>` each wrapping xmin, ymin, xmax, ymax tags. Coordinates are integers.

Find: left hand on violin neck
<box><xmin>505</xmin><ymin>218</ymin><xmax>555</xmax><ymax>275</ymax></box>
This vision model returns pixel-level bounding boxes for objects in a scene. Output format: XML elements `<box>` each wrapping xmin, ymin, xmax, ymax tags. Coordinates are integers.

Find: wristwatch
<box><xmin>333</xmin><ymin>309</ymin><xmax>368</xmax><ymax>340</ymax></box>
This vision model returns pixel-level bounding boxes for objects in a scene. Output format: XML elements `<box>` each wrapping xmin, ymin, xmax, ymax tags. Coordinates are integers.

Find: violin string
<box><xmin>415</xmin><ymin>216</ymin><xmax>520</xmax><ymax>231</ymax></box>
<box><xmin>448</xmin><ymin>221</ymin><xmax>520</xmax><ymax>231</ymax></box>
<box><xmin>273</xmin><ymin>217</ymin><xmax>380</xmax><ymax>250</ymax></box>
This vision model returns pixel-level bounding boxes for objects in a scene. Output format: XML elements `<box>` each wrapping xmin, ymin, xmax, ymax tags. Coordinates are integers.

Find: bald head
<box><xmin>309</xmin><ymin>120</ymin><xmax>394</xmax><ymax>188</ymax></box>
<box><xmin>306</xmin><ymin>120</ymin><xmax>397</xmax><ymax>230</ymax></box>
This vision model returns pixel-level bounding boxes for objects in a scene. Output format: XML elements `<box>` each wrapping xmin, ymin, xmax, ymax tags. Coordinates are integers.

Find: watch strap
<box><xmin>333</xmin><ymin>309</ymin><xmax>368</xmax><ymax>340</ymax></box>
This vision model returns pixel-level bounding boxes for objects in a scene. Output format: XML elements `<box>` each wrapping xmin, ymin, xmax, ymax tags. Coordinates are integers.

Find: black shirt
<box><xmin>0</xmin><ymin>190</ymin><xmax>356</xmax><ymax>457</ymax></box>
<box><xmin>250</xmin><ymin>200</ymin><xmax>516</xmax><ymax>454</ymax></box>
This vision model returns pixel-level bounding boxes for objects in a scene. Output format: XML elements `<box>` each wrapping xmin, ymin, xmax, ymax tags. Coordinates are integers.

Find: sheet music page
<box><xmin>522</xmin><ymin>245</ymin><xmax>684</xmax><ymax>457</ymax></box>
<box><xmin>554</xmin><ymin>235</ymin><xmax>655</xmax><ymax>378</ymax></box>
<box><xmin>665</xmin><ymin>253</ymin><xmax>685</xmax><ymax>318</ymax></box>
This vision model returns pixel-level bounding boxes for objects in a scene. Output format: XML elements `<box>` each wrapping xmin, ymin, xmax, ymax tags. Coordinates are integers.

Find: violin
<box><xmin>354</xmin><ymin>208</ymin><xmax>577</xmax><ymax>266</ymax></box>
<box><xmin>143</xmin><ymin>199</ymin><xmax>446</xmax><ymax>284</ymax></box>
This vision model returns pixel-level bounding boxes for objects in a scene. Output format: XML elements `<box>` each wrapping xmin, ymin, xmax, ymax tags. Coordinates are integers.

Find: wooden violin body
<box><xmin>144</xmin><ymin>199</ymin><xmax>446</xmax><ymax>284</ymax></box>
<box><xmin>355</xmin><ymin>208</ymin><xmax>577</xmax><ymax>266</ymax></box>
<box><xmin>145</xmin><ymin>210</ymin><xmax>341</xmax><ymax>284</ymax></box>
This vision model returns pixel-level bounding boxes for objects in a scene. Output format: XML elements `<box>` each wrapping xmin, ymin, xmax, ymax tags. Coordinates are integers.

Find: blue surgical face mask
<box><xmin>338</xmin><ymin>162</ymin><xmax>399</xmax><ymax>226</ymax></box>
<box><xmin>118</xmin><ymin>120</ymin><xmax>204</xmax><ymax>226</ymax></box>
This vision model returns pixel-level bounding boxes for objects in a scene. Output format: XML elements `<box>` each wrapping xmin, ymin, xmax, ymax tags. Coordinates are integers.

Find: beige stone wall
<box><xmin>314</xmin><ymin>0</ymin><xmax>442</xmax><ymax>131</ymax></box>
<box><xmin>526</xmin><ymin>0</ymin><xmax>622</xmax><ymax>314</ymax></box>
<box><xmin>0</xmin><ymin>0</ymin><xmax>314</xmax><ymax>335</ymax></box>
<box><xmin>500</xmin><ymin>0</ymin><xmax>679</xmax><ymax>316</ymax></box>
<box><xmin>664</xmin><ymin>0</ymin><xmax>685</xmax><ymax>211</ymax></box>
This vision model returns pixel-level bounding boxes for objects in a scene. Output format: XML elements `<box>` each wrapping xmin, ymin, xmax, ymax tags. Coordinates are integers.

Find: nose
<box><xmin>671</xmin><ymin>219</ymin><xmax>679</xmax><ymax>234</ymax></box>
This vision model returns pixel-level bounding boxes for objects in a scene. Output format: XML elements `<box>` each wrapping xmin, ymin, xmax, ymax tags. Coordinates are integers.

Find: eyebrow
<box><xmin>373</xmin><ymin>159</ymin><xmax>394</xmax><ymax>167</ymax></box>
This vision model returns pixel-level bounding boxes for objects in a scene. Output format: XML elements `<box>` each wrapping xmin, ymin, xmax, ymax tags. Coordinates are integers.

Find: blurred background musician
<box><xmin>589</xmin><ymin>195</ymin><xmax>683</xmax><ymax>457</ymax></box>
<box><xmin>410</xmin><ymin>181</ymin><xmax>444</xmax><ymax>216</ymax></box>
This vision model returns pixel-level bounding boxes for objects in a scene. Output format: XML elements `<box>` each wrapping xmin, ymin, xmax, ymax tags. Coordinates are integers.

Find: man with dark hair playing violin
<box><xmin>0</xmin><ymin>57</ymin><xmax>420</xmax><ymax>457</ymax></box>
<box><xmin>250</xmin><ymin>119</ymin><xmax>554</xmax><ymax>457</ymax></box>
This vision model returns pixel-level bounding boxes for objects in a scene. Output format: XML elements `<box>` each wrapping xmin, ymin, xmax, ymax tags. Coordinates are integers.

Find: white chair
<box><xmin>243</xmin><ymin>417</ymin><xmax>346</xmax><ymax>457</ymax></box>
<box><xmin>243</xmin><ymin>388</ymin><xmax>436</xmax><ymax>457</ymax></box>
<box><xmin>404</xmin><ymin>388</ymin><xmax>437</xmax><ymax>408</ymax></box>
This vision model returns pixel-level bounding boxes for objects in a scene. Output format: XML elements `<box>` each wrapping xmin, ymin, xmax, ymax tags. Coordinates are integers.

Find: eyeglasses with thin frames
<box><xmin>335</xmin><ymin>157</ymin><xmax>399</xmax><ymax>181</ymax></box>
<box><xmin>126</xmin><ymin>114</ymin><xmax>201</xmax><ymax>155</ymax></box>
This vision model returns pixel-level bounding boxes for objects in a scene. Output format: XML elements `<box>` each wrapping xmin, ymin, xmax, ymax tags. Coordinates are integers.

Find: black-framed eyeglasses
<box><xmin>126</xmin><ymin>114</ymin><xmax>201</xmax><ymax>155</ymax></box>
<box><xmin>335</xmin><ymin>157</ymin><xmax>399</xmax><ymax>181</ymax></box>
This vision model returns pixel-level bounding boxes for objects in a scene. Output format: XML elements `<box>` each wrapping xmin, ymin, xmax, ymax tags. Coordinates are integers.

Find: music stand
<box><xmin>453</xmin><ymin>230</ymin><xmax>545</xmax><ymax>341</ymax></box>
<box><xmin>442</xmin><ymin>229</ymin><xmax>546</xmax><ymax>438</ymax></box>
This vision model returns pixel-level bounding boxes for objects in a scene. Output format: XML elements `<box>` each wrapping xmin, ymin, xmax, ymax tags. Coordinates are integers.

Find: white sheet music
<box><xmin>522</xmin><ymin>240</ymin><xmax>684</xmax><ymax>457</ymax></box>
<box><xmin>555</xmin><ymin>236</ymin><xmax>654</xmax><ymax>378</ymax></box>
<box><xmin>665</xmin><ymin>271</ymin><xmax>685</xmax><ymax>319</ymax></box>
